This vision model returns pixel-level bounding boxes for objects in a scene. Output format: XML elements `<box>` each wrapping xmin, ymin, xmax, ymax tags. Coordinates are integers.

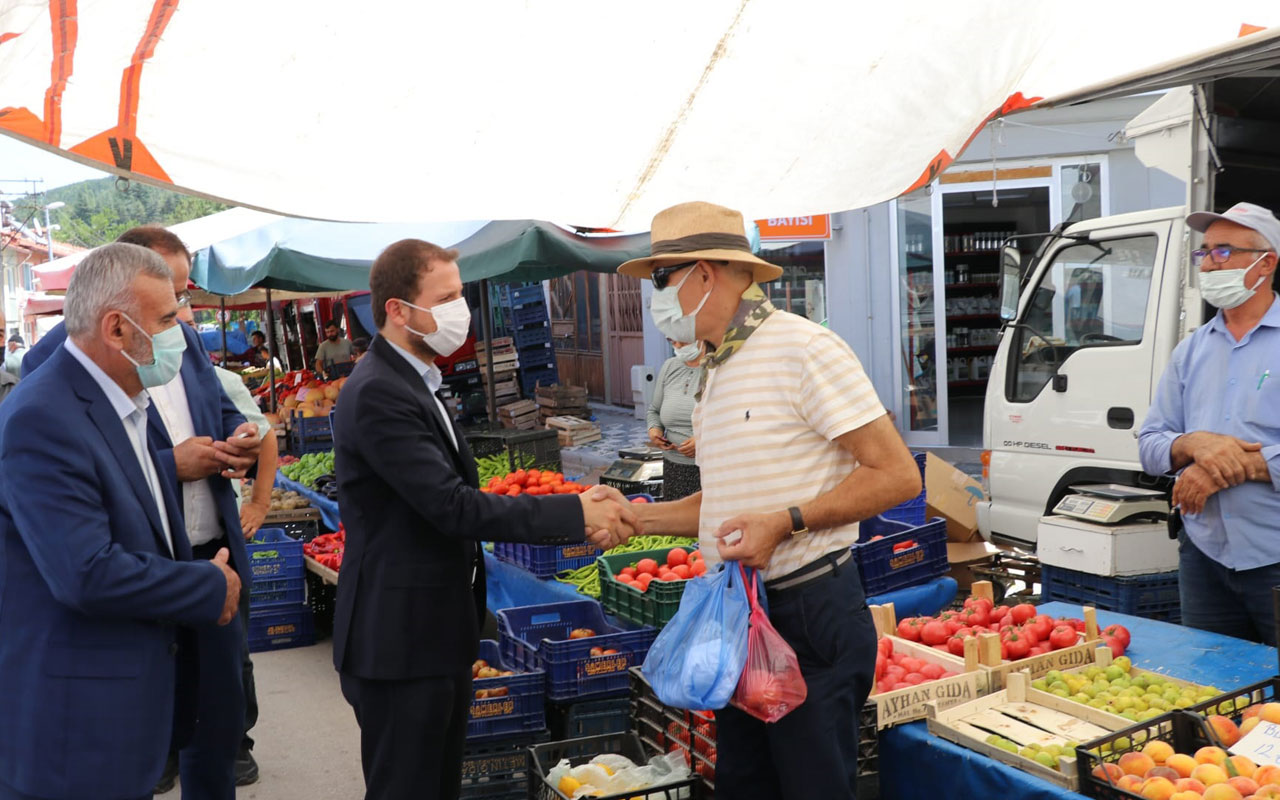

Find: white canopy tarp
<box><xmin>1</xmin><ymin>2</ymin><xmax>1279</xmax><ymax>229</ymax></box>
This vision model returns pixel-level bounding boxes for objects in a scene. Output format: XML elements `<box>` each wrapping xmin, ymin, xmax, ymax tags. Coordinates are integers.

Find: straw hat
<box><xmin>618</xmin><ymin>201</ymin><xmax>783</xmax><ymax>282</ymax></box>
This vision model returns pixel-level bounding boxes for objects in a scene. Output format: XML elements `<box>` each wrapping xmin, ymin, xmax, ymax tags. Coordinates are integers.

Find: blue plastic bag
<box><xmin>641</xmin><ymin>563</ymin><xmax>749</xmax><ymax>710</ymax></box>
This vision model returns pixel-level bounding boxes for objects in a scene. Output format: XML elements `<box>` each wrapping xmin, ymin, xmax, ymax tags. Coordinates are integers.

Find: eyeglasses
<box><xmin>176</xmin><ymin>290</ymin><xmax>192</xmax><ymax>308</ymax></box>
<box><xmin>1191</xmin><ymin>245</ymin><xmax>1274</xmax><ymax>265</ymax></box>
<box><xmin>651</xmin><ymin>261</ymin><xmax>697</xmax><ymax>290</ymax></box>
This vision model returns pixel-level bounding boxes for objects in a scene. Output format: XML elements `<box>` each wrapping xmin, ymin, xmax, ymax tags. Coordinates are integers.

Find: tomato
<box><xmin>901</xmin><ymin>672</ymin><xmax>926</xmax><ymax>686</ymax></box>
<box><xmin>920</xmin><ymin>620</ymin><xmax>950</xmax><ymax>646</ymax></box>
<box><xmin>666</xmin><ymin>548</ymin><xmax>689</xmax><ymax>568</ymax></box>
<box><xmin>1028</xmin><ymin>645</ymin><xmax>1049</xmax><ymax>657</ymax></box>
<box><xmin>617</xmin><ymin>574</ymin><xmax>636</xmax><ymax>585</ymax></box>
<box><xmin>636</xmin><ymin>573</ymin><xmax>654</xmax><ymax>589</ymax></box>
<box><xmin>919</xmin><ymin>663</ymin><xmax>945</xmax><ymax>680</ymax></box>
<box><xmin>656</xmin><ymin>572</ymin><xmax>679</xmax><ymax>582</ymax></box>
<box><xmin>875</xmin><ymin>655</ymin><xmax>887</xmax><ymax>681</ymax></box>
<box><xmin>998</xmin><ymin>613</ymin><xmax>1014</xmax><ymax>628</ymax></box>
<box><xmin>1048</xmin><ymin>625</ymin><xmax>1078</xmax><ymax>650</ymax></box>
<box><xmin>1029</xmin><ymin>614</ymin><xmax>1054</xmax><ymax>640</ymax></box>
<box><xmin>506</xmin><ymin>486</ymin><xmax>521</xmax><ymax>496</ymax></box>
<box><xmin>946</xmin><ymin>632</ymin><xmax>969</xmax><ymax>657</ymax></box>
<box><xmin>690</xmin><ymin>560</ymin><xmax>707</xmax><ymax>577</ymax></box>
<box><xmin>1019</xmin><ymin>625</ymin><xmax>1039</xmax><ymax>646</ymax></box>
<box><xmin>898</xmin><ymin>657</ymin><xmax>925</xmax><ymax>675</ymax></box>
<box><xmin>1004</xmin><ymin>631</ymin><xmax>1030</xmax><ymax>660</ymax></box>
<box><xmin>943</xmin><ymin>616</ymin><xmax>965</xmax><ymax>635</ymax></box>
<box><xmin>896</xmin><ymin>618</ymin><xmax>923</xmax><ymax>642</ymax></box>
<box><xmin>635</xmin><ymin>558</ymin><xmax>659</xmax><ymax>576</ymax></box>
<box><xmin>962</xmin><ymin>606</ymin><xmax>990</xmax><ymax>627</ymax></box>
<box><xmin>1102</xmin><ymin>624</ymin><xmax>1131</xmax><ymax>649</ymax></box>
<box><xmin>1100</xmin><ymin>634</ymin><xmax>1126</xmax><ymax>658</ymax></box>
<box><xmin>670</xmin><ymin>564</ymin><xmax>692</xmax><ymax>579</ymax></box>
<box><xmin>620</xmin><ymin>566</ymin><xmax>637</xmax><ymax>579</ymax></box>
<box><xmin>876</xmin><ymin>680</ymin><xmax>897</xmax><ymax>694</ymax></box>
<box><xmin>990</xmin><ymin>605</ymin><xmax>1010</xmax><ymax>622</ymax></box>
<box><xmin>1010</xmin><ymin>604</ymin><xmax>1037</xmax><ymax>624</ymax></box>
<box><xmin>877</xmin><ymin>637</ymin><xmax>893</xmax><ymax>658</ymax></box>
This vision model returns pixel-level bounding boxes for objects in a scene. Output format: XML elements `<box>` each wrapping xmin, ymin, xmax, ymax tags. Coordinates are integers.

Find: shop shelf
<box><xmin>497</xmin><ymin>600</ymin><xmax>657</xmax><ymax>701</ymax></box>
<box><xmin>1040</xmin><ymin>565</ymin><xmax>1181</xmax><ymax>622</ymax></box>
<box><xmin>468</xmin><ymin>640</ymin><xmax>546</xmax><ymax>742</ymax></box>
<box><xmin>527</xmin><ymin>732</ymin><xmax>702</xmax><ymax>800</ymax></box>
<box><xmin>851</xmin><ymin>517</ymin><xmax>948</xmax><ymax>595</ymax></box>
<box><xmin>597</xmin><ymin>545</ymin><xmax>693</xmax><ymax>630</ymax></box>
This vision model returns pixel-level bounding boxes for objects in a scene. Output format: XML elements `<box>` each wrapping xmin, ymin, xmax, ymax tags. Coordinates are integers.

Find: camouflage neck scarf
<box><xmin>696</xmin><ymin>283</ymin><xmax>775</xmax><ymax>400</ymax></box>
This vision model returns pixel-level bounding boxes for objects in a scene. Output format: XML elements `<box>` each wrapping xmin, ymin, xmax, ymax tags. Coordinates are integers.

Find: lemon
<box><xmin>558</xmin><ymin>776</ymin><xmax>582</xmax><ymax>794</ymax></box>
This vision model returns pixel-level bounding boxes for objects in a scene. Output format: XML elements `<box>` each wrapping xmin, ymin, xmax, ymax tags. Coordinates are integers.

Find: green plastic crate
<box><xmin>596</xmin><ymin>545</ymin><xmax>696</xmax><ymax>630</ymax></box>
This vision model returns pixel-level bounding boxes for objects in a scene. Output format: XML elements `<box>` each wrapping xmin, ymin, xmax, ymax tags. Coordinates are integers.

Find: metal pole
<box><xmin>266</xmin><ymin>288</ymin><xmax>277</xmax><ymax>414</ymax></box>
<box><xmin>220</xmin><ymin>297</ymin><xmax>229</xmax><ymax>365</ymax></box>
<box><xmin>43</xmin><ymin>207</ymin><xmax>53</xmax><ymax>262</ymax></box>
<box><xmin>480</xmin><ymin>279</ymin><xmax>498</xmax><ymax>429</ymax></box>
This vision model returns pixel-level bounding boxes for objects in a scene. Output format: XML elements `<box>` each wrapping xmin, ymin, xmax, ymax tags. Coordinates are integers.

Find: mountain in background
<box><xmin>16</xmin><ymin>177</ymin><xmax>228</xmax><ymax>248</ymax></box>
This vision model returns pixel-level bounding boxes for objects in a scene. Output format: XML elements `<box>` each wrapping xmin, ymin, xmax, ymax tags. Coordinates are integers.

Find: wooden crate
<box><xmin>925</xmin><ymin>671</ymin><xmax>1130</xmax><ymax>791</ymax></box>
<box><xmin>535</xmin><ymin>384</ymin><xmax>588</xmax><ymax>401</ymax></box>
<box><xmin>476</xmin><ymin>352</ymin><xmax>519</xmax><ymax>371</ymax></box>
<box><xmin>499</xmin><ymin>399</ymin><xmax>538</xmax><ymax>418</ymax></box>
<box><xmin>475</xmin><ymin>337</ymin><xmax>515</xmax><ymax>351</ymax></box>
<box><xmin>867</xmin><ymin>606</ymin><xmax>991</xmax><ymax>729</ymax></box>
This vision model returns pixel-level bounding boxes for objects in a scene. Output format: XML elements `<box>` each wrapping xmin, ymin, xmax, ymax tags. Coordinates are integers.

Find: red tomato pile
<box><xmin>868</xmin><ymin>534</ymin><xmax>918</xmax><ymax>551</ymax></box>
<box><xmin>303</xmin><ymin>526</ymin><xmax>345</xmax><ymax>571</ymax></box>
<box><xmin>893</xmin><ymin>594</ymin><xmax>1102</xmax><ymax>662</ymax></box>
<box><xmin>480</xmin><ymin>469</ymin><xmax>588</xmax><ymax>497</ymax></box>
<box><xmin>874</xmin><ymin>637</ymin><xmax>962</xmax><ymax>694</ymax></box>
<box><xmin>656</xmin><ymin>711</ymin><xmax>716</xmax><ymax>780</ymax></box>
<box><xmin>615</xmin><ymin>548</ymin><xmax>707</xmax><ymax>593</ymax></box>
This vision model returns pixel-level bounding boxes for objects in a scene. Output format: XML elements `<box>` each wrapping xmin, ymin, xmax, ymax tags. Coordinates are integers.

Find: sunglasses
<box><xmin>651</xmin><ymin>261</ymin><xmax>698</xmax><ymax>290</ymax></box>
<box><xmin>176</xmin><ymin>290</ymin><xmax>192</xmax><ymax>308</ymax></box>
<box><xmin>1191</xmin><ymin>245</ymin><xmax>1274</xmax><ymax>265</ymax></box>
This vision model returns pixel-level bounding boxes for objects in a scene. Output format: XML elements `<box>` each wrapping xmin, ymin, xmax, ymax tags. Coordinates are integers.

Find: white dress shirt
<box><xmin>213</xmin><ymin>366</ymin><xmax>269</xmax><ymax>506</ymax></box>
<box><xmin>149</xmin><ymin>371</ymin><xmax>224</xmax><ymax>546</ymax></box>
<box><xmin>387</xmin><ymin>340</ymin><xmax>458</xmax><ymax>450</ymax></box>
<box><xmin>64</xmin><ymin>339</ymin><xmax>174</xmax><ymax>555</ymax></box>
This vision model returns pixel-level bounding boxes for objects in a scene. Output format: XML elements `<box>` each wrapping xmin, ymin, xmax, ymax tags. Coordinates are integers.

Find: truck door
<box><xmin>983</xmin><ymin>214</ymin><xmax>1177</xmax><ymax>546</ymax></box>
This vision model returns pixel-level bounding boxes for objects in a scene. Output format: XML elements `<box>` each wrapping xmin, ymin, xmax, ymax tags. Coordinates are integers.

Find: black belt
<box><xmin>765</xmin><ymin>549</ymin><xmax>852</xmax><ymax>594</ymax></box>
<box><xmin>191</xmin><ymin>535</ymin><xmax>229</xmax><ymax>560</ymax></box>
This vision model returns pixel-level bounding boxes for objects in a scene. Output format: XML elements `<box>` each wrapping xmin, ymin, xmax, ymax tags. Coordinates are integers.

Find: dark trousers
<box><xmin>239</xmin><ymin>588</ymin><xmax>258</xmax><ymax>751</ymax></box>
<box><xmin>180</xmin><ymin>539</ymin><xmax>248</xmax><ymax>800</ymax></box>
<box><xmin>339</xmin><ymin>671</ymin><xmax>472</xmax><ymax>800</ymax></box>
<box><xmin>715</xmin><ymin>555</ymin><xmax>878</xmax><ymax>800</ymax></box>
<box><xmin>0</xmin><ymin>781</ymin><xmax>151</xmax><ymax>800</ymax></box>
<box><xmin>1179</xmin><ymin>532</ymin><xmax>1280</xmax><ymax>645</ymax></box>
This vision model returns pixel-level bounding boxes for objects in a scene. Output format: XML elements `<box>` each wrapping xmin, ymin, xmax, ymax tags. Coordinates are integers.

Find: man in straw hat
<box><xmin>623</xmin><ymin>201</ymin><xmax>922</xmax><ymax>799</ymax></box>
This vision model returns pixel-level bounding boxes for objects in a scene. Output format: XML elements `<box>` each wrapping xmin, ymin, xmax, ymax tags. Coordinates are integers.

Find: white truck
<box><xmin>977</xmin><ymin>38</ymin><xmax>1280</xmax><ymax>547</ymax></box>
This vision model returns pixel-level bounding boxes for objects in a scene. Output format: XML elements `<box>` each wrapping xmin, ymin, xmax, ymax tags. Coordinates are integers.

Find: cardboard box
<box><xmin>925</xmin><ymin>453</ymin><xmax>987</xmax><ymax>542</ymax></box>
<box><xmin>946</xmin><ymin>541</ymin><xmax>1002</xmax><ymax>591</ymax></box>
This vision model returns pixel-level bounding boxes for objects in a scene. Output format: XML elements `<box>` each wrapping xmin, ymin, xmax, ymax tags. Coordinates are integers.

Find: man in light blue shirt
<box><xmin>1139</xmin><ymin>201</ymin><xmax>1280</xmax><ymax>644</ymax></box>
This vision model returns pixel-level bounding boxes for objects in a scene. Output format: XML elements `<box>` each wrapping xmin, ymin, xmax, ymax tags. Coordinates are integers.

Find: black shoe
<box><xmin>235</xmin><ymin>749</ymin><xmax>260</xmax><ymax>787</ymax></box>
<box><xmin>154</xmin><ymin>752</ymin><xmax>179</xmax><ymax>795</ymax></box>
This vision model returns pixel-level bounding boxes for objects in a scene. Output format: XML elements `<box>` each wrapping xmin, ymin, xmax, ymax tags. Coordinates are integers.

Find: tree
<box><xmin>19</xmin><ymin>178</ymin><xmax>229</xmax><ymax>248</ymax></box>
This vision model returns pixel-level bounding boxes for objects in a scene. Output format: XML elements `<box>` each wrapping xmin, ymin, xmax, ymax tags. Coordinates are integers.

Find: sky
<box><xmin>0</xmin><ymin>135</ymin><xmax>109</xmax><ymax>200</ymax></box>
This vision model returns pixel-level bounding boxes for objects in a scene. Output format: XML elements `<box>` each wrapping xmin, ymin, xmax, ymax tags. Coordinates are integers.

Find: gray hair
<box><xmin>64</xmin><ymin>242</ymin><xmax>173</xmax><ymax>337</ymax></box>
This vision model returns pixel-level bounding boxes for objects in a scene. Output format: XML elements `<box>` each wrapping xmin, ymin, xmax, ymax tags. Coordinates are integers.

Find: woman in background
<box><xmin>646</xmin><ymin>340</ymin><xmax>704</xmax><ymax>500</ymax></box>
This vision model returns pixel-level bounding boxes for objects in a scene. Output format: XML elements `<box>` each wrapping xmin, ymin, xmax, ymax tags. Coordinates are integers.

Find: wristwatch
<box><xmin>787</xmin><ymin>506</ymin><xmax>809</xmax><ymax>537</ymax></box>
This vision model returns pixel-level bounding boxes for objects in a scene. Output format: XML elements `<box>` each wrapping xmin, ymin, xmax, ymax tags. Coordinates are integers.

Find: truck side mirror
<box><xmin>999</xmin><ymin>245</ymin><xmax>1022</xmax><ymax>321</ymax></box>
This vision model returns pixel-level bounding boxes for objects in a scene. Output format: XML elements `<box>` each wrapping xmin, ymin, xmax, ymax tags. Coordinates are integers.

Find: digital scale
<box><xmin>602</xmin><ymin>446</ymin><xmax>666</xmax><ymax>483</ymax></box>
<box><xmin>1050</xmin><ymin>483</ymin><xmax>1169</xmax><ymax>525</ymax></box>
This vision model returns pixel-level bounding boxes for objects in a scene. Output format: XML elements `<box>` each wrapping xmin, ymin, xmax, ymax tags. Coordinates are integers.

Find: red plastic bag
<box><xmin>731</xmin><ymin>564</ymin><xmax>807</xmax><ymax>723</ymax></box>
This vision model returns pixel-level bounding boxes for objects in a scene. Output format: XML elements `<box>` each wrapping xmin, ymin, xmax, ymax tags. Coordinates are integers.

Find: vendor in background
<box><xmin>257</xmin><ymin>345</ymin><xmax>284</xmax><ymax>373</ymax></box>
<box><xmin>646</xmin><ymin>339</ymin><xmax>704</xmax><ymax>500</ymax></box>
<box><xmin>233</xmin><ymin>331</ymin><xmax>267</xmax><ymax>365</ymax></box>
<box><xmin>314</xmin><ymin>320</ymin><xmax>354</xmax><ymax>377</ymax></box>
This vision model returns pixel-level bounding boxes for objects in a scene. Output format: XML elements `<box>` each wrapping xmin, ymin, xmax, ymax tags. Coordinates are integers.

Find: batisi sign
<box><xmin>756</xmin><ymin>215</ymin><xmax>831</xmax><ymax>241</ymax></box>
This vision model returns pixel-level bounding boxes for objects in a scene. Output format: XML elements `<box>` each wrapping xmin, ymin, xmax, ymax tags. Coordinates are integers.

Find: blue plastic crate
<box><xmin>292</xmin><ymin>414</ymin><xmax>334</xmax><ymax>440</ymax></box>
<box><xmin>517</xmin><ymin>341</ymin><xmax>555</xmax><ymax>366</ymax></box>
<box><xmin>246</xmin><ymin>528</ymin><xmax>304</xmax><ymax>580</ymax></box>
<box><xmin>247</xmin><ymin>605</ymin><xmax>315</xmax><ymax>652</ymax></box>
<box><xmin>461</xmin><ymin>731</ymin><xmax>548</xmax><ymax>800</ymax></box>
<box><xmin>1040</xmin><ymin>565</ymin><xmax>1182</xmax><ymax>622</ymax></box>
<box><xmin>520</xmin><ymin>367</ymin><xmax>559</xmax><ymax>395</ymax></box>
<box><xmin>249</xmin><ymin>575</ymin><xmax>306</xmax><ymax>608</ymax></box>
<box><xmin>851</xmin><ymin>517</ymin><xmax>947</xmax><ymax>595</ymax></box>
<box><xmin>511</xmin><ymin>302</ymin><xmax>550</xmax><ymax>327</ymax></box>
<box><xmin>507</xmin><ymin>541</ymin><xmax>602</xmax><ymax>579</ymax></box>
<box><xmin>468</xmin><ymin>640</ymin><xmax>546</xmax><ymax>742</ymax></box>
<box><xmin>497</xmin><ymin>600</ymin><xmax>658</xmax><ymax>702</ymax></box>
<box><xmin>501</xmin><ymin>284</ymin><xmax>546</xmax><ymax>308</ymax></box>
<box><xmin>513</xmin><ymin>323</ymin><xmax>552</xmax><ymax>350</ymax></box>
<box><xmin>878</xmin><ymin>452</ymin><xmax>929</xmax><ymax>527</ymax></box>
<box><xmin>548</xmin><ymin>696</ymin><xmax>631</xmax><ymax>740</ymax></box>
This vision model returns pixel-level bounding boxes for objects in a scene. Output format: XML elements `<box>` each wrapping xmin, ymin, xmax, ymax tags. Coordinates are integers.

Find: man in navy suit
<box><xmin>24</xmin><ymin>228</ymin><xmax>263</xmax><ymax>799</ymax></box>
<box><xmin>0</xmin><ymin>243</ymin><xmax>242</xmax><ymax>800</ymax></box>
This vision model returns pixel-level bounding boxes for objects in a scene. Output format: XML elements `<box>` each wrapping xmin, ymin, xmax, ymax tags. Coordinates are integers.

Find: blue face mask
<box><xmin>120</xmin><ymin>313</ymin><xmax>186</xmax><ymax>388</ymax></box>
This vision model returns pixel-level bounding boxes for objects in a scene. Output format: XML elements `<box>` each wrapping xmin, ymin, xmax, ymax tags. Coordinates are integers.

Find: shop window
<box><xmin>1009</xmin><ymin>234</ymin><xmax>1157</xmax><ymax>402</ymax></box>
<box><xmin>1061</xmin><ymin>163</ymin><xmax>1103</xmax><ymax>223</ymax></box>
<box><xmin>758</xmin><ymin>241</ymin><xmax>827</xmax><ymax>324</ymax></box>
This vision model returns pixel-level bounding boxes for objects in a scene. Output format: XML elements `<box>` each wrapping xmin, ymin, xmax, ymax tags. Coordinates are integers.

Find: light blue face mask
<box><xmin>651</xmin><ymin>267</ymin><xmax>710</xmax><ymax>343</ymax></box>
<box><xmin>120</xmin><ymin>313</ymin><xmax>186</xmax><ymax>388</ymax></box>
<box><xmin>672</xmin><ymin>340</ymin><xmax>704</xmax><ymax>363</ymax></box>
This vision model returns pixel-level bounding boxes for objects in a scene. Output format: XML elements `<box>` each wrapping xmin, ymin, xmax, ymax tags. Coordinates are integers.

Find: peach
<box><xmin>1193</xmin><ymin>763</ymin><xmax>1230</xmax><ymax>787</ymax></box>
<box><xmin>1229</xmin><ymin>777</ymin><xmax>1260</xmax><ymax>796</ymax></box>
<box><xmin>1243</xmin><ymin>717</ymin><xmax>1263</xmax><ymax>736</ymax></box>
<box><xmin>1122</xmin><ymin>752</ymin><xmax>1158</xmax><ymax>776</ymax></box>
<box><xmin>1231</xmin><ymin>755</ymin><xmax>1259</xmax><ymax>779</ymax></box>
<box><xmin>1255</xmin><ymin>766</ymin><xmax>1280</xmax><ymax>787</ymax></box>
<box><xmin>1209</xmin><ymin>715</ymin><xmax>1244</xmax><ymax>747</ymax></box>
<box><xmin>1144</xmin><ymin>741</ymin><xmax>1177</xmax><ymax>765</ymax></box>
<box><xmin>1262</xmin><ymin>703</ymin><xmax>1280</xmax><ymax>724</ymax></box>
<box><xmin>1201</xmin><ymin>783</ymin><xmax>1244</xmax><ymax>800</ymax></box>
<box><xmin>1146</xmin><ymin>767</ymin><xmax>1184</xmax><ymax>783</ymax></box>
<box><xmin>1174</xmin><ymin>778</ymin><xmax>1207</xmax><ymax>793</ymax></box>
<box><xmin>1118</xmin><ymin>774</ymin><xmax>1145</xmax><ymax>792</ymax></box>
<box><xmin>1168</xmin><ymin>793</ymin><xmax>1201</xmax><ymax>800</ymax></box>
<box><xmin>1093</xmin><ymin>763</ymin><xmax>1125</xmax><ymax>782</ymax></box>
<box><xmin>1167</xmin><ymin>754</ymin><xmax>1199</xmax><ymax>778</ymax></box>
<box><xmin>1140</xmin><ymin>776</ymin><xmax>1176</xmax><ymax>800</ymax></box>
<box><xmin>1198</xmin><ymin>747</ymin><xmax>1231</xmax><ymax>767</ymax></box>
<box><xmin>1254</xmin><ymin>785</ymin><xmax>1280</xmax><ymax>799</ymax></box>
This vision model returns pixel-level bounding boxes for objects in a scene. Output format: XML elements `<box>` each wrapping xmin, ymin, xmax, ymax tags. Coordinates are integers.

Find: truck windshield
<box><xmin>1009</xmin><ymin>234</ymin><xmax>1159</xmax><ymax>402</ymax></box>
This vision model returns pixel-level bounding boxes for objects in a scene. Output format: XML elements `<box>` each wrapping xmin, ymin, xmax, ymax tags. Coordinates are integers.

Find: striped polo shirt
<box><xmin>693</xmin><ymin>311</ymin><xmax>885</xmax><ymax>580</ymax></box>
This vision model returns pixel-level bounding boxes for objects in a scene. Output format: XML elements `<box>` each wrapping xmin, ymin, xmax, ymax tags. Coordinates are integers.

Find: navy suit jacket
<box><xmin>0</xmin><ymin>346</ymin><xmax>226</xmax><ymax>799</ymax></box>
<box><xmin>25</xmin><ymin>322</ymin><xmax>252</xmax><ymax>589</ymax></box>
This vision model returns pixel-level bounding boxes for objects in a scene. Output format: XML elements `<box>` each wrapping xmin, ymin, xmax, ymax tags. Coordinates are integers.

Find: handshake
<box><xmin>578</xmin><ymin>485</ymin><xmax>644</xmax><ymax>551</ymax></box>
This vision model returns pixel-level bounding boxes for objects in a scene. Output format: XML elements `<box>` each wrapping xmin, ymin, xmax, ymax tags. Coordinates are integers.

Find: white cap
<box><xmin>1187</xmin><ymin>202</ymin><xmax>1280</xmax><ymax>253</ymax></box>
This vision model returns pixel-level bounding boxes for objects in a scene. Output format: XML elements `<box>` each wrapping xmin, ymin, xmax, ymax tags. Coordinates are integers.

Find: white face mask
<box><xmin>1201</xmin><ymin>253</ymin><xmax>1269</xmax><ymax>310</ymax></box>
<box><xmin>399</xmin><ymin>296</ymin><xmax>471</xmax><ymax>357</ymax></box>
<box><xmin>650</xmin><ymin>267</ymin><xmax>710</xmax><ymax>343</ymax></box>
<box><xmin>672</xmin><ymin>340</ymin><xmax>703</xmax><ymax>363</ymax></box>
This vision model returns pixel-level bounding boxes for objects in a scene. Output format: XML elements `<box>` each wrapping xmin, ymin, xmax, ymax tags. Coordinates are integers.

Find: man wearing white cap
<box><xmin>1139</xmin><ymin>201</ymin><xmax>1280</xmax><ymax>644</ymax></box>
<box><xmin>623</xmin><ymin>201</ymin><xmax>922</xmax><ymax>799</ymax></box>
